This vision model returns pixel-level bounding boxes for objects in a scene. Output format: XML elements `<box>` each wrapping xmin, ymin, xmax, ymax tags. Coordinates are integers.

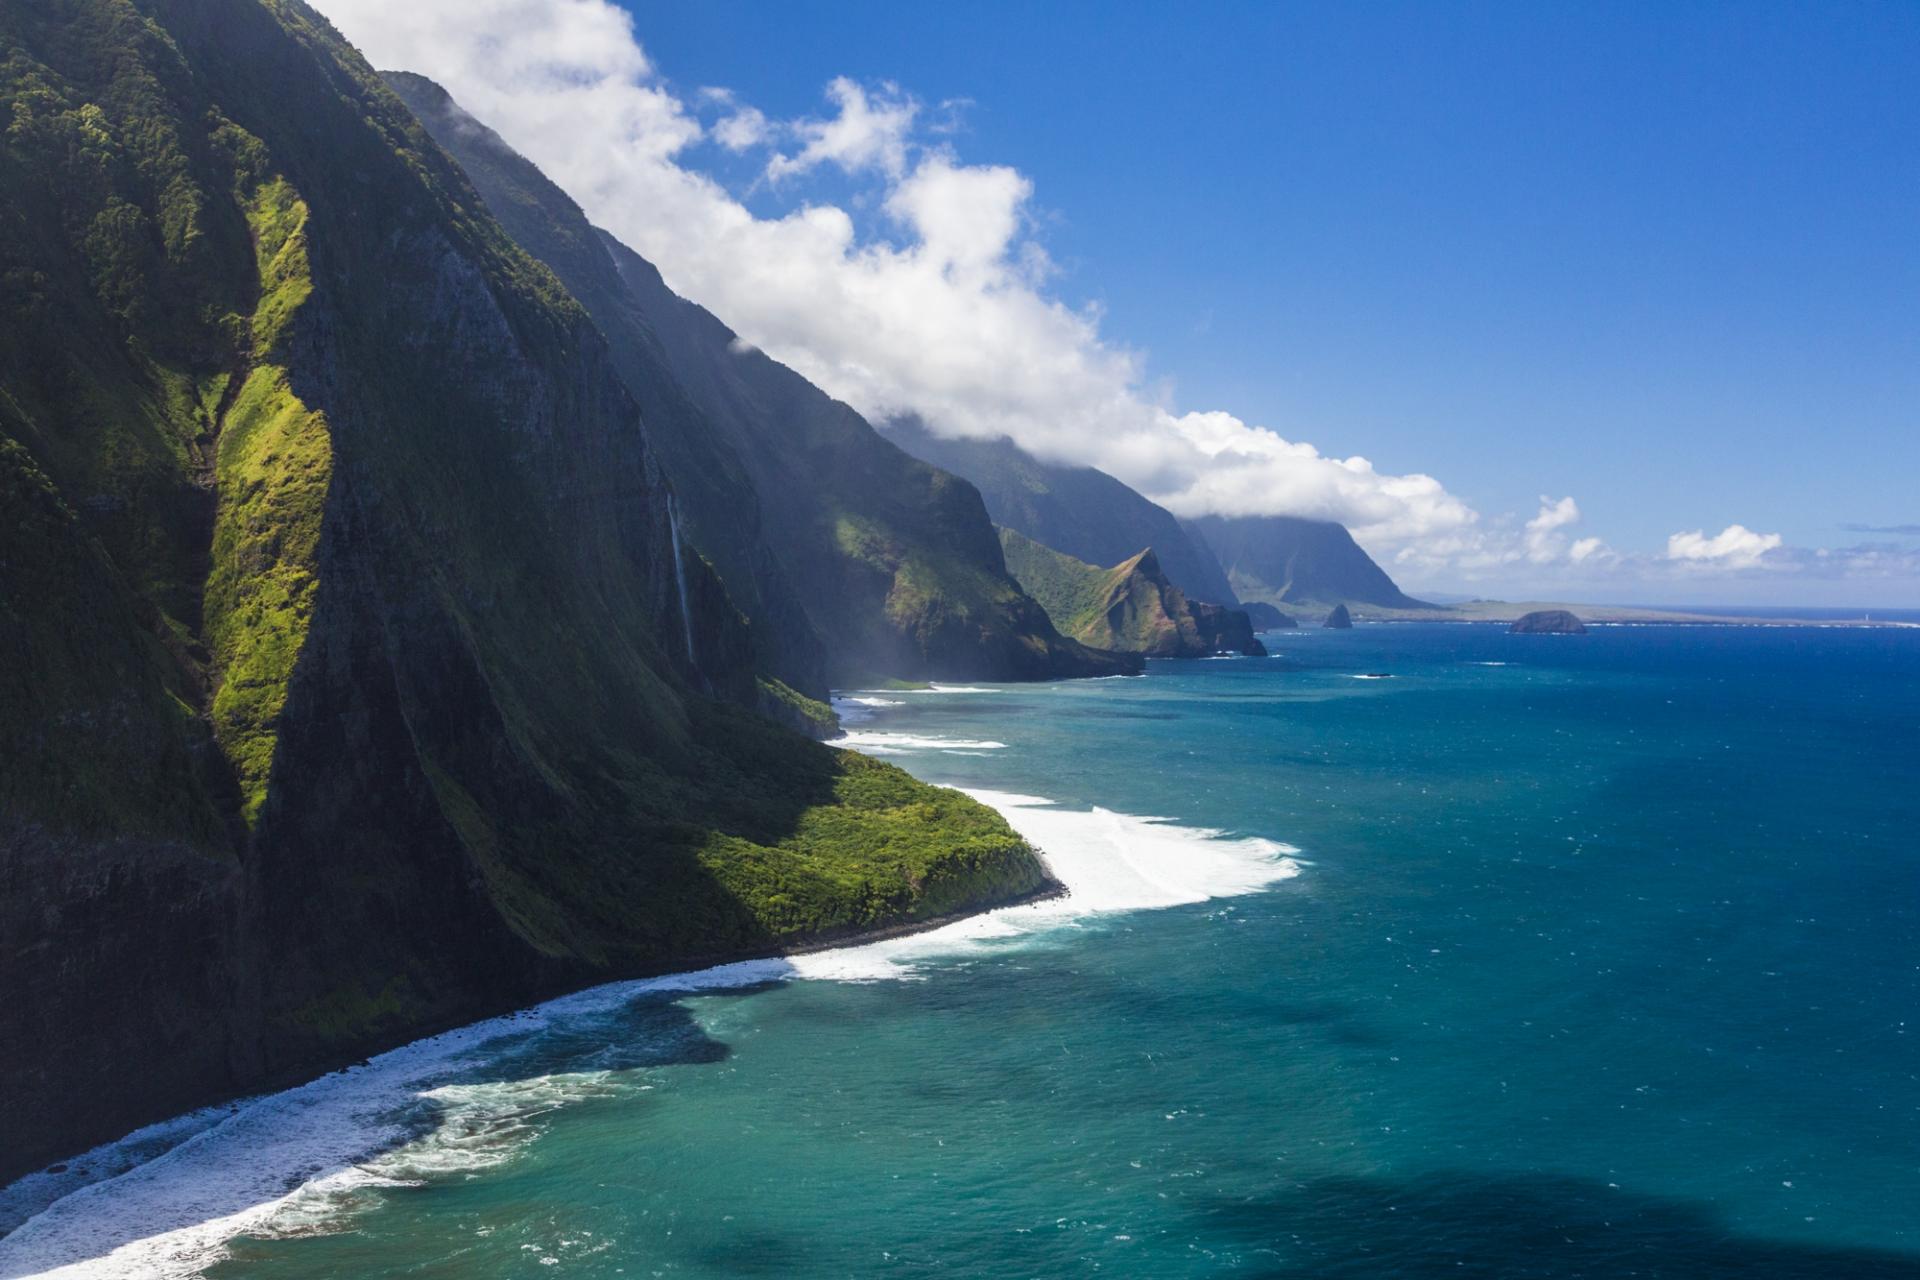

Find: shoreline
<box><xmin>0</xmin><ymin>772</ymin><xmax>1304</xmax><ymax>1278</ymax></box>
<box><xmin>0</xmin><ymin>861</ymin><xmax>1068</xmax><ymax>1236</ymax></box>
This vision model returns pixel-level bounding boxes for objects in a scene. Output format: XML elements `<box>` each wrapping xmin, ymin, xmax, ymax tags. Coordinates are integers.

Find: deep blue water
<box><xmin>7</xmin><ymin>624</ymin><xmax>1918</xmax><ymax>1278</ymax></box>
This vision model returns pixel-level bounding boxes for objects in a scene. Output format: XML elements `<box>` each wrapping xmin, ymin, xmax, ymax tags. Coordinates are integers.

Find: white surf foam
<box><xmin>0</xmin><ymin>958</ymin><xmax>806</xmax><ymax>1280</ymax></box>
<box><xmin>0</xmin><ymin>788</ymin><xmax>1299</xmax><ymax>1280</ymax></box>
<box><xmin>834</xmin><ymin>731</ymin><xmax>1007</xmax><ymax>752</ymax></box>
<box><xmin>923</xmin><ymin>683</ymin><xmax>996</xmax><ymax>693</ymax></box>
<box><xmin>828</xmin><ymin>695</ymin><xmax>905</xmax><ymax>725</ymax></box>
<box><xmin>965</xmin><ymin>789</ymin><xmax>1300</xmax><ymax>912</ymax></box>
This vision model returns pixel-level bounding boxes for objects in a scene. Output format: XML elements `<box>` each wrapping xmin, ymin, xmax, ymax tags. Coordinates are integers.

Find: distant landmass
<box><xmin>884</xmin><ymin>418</ymin><xmax>1241</xmax><ymax>608</ymax></box>
<box><xmin>998</xmin><ymin>529</ymin><xmax>1265</xmax><ymax>657</ymax></box>
<box><xmin>1185</xmin><ymin>515</ymin><xmax>1429</xmax><ymax>611</ymax></box>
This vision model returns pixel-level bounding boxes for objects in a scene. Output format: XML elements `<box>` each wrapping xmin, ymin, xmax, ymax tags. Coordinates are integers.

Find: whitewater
<box><xmin>0</xmin><ymin>770</ymin><xmax>1298</xmax><ymax>1279</ymax></box>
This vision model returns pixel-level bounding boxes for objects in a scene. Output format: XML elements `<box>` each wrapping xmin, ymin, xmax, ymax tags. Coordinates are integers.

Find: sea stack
<box><xmin>1510</xmin><ymin>609</ymin><xmax>1588</xmax><ymax>634</ymax></box>
<box><xmin>1323</xmin><ymin>603</ymin><xmax>1353</xmax><ymax>629</ymax></box>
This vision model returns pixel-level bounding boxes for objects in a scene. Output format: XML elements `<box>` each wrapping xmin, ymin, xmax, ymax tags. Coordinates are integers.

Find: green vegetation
<box><xmin>203</xmin><ymin>179</ymin><xmax>329</xmax><ymax>820</ymax></box>
<box><xmin>999</xmin><ymin>528</ymin><xmax>1144</xmax><ymax>641</ymax></box>
<box><xmin>884</xmin><ymin>416</ymin><xmax>1244</xmax><ymax>609</ymax></box>
<box><xmin>0</xmin><ymin>0</ymin><xmax>1059</xmax><ymax>1139</ymax></box>
<box><xmin>0</xmin><ymin>436</ymin><xmax>224</xmax><ymax>843</ymax></box>
<box><xmin>204</xmin><ymin>366</ymin><xmax>329</xmax><ymax>817</ymax></box>
<box><xmin>999</xmin><ymin>528</ymin><xmax>1265</xmax><ymax>658</ymax></box>
<box><xmin>696</xmin><ymin>747</ymin><xmax>1046</xmax><ymax>938</ymax></box>
<box><xmin>999</xmin><ymin>528</ymin><xmax>1181</xmax><ymax>655</ymax></box>
<box><xmin>756</xmin><ymin>675</ymin><xmax>840</xmax><ymax>738</ymax></box>
<box><xmin>402</xmin><ymin>697</ymin><xmax>1047</xmax><ymax>975</ymax></box>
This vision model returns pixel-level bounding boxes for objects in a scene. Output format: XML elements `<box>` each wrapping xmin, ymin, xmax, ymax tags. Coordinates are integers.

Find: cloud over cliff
<box><xmin>310</xmin><ymin>0</ymin><xmax>1491</xmax><ymax>560</ymax></box>
<box><xmin>310</xmin><ymin>0</ymin><xmax>1907</xmax><ymax>600</ymax></box>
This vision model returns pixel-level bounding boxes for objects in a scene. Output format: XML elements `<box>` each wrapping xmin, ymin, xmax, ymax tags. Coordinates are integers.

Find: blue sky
<box><xmin>322</xmin><ymin>0</ymin><xmax>1920</xmax><ymax>604</ymax></box>
<box><xmin>633</xmin><ymin>0</ymin><xmax>1918</xmax><ymax>570</ymax></box>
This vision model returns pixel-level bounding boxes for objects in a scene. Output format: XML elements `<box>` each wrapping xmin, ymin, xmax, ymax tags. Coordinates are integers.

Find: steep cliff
<box><xmin>0</xmin><ymin>0</ymin><xmax>1051</xmax><ymax>1181</ymax></box>
<box><xmin>885</xmin><ymin>417</ymin><xmax>1242</xmax><ymax>610</ymax></box>
<box><xmin>998</xmin><ymin>529</ymin><xmax>1265</xmax><ymax>658</ymax></box>
<box><xmin>385</xmin><ymin>75</ymin><xmax>1131</xmax><ymax>688</ymax></box>
<box><xmin>1185</xmin><ymin>514</ymin><xmax>1429</xmax><ymax>611</ymax></box>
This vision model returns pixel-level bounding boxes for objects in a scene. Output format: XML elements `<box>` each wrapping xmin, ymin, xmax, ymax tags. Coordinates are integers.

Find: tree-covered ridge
<box><xmin>998</xmin><ymin>527</ymin><xmax>1265</xmax><ymax>658</ymax></box>
<box><xmin>0</xmin><ymin>0</ymin><xmax>332</xmax><ymax>831</ymax></box>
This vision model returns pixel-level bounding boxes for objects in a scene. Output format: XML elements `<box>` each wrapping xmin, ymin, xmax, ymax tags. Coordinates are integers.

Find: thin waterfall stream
<box><xmin>666</xmin><ymin>495</ymin><xmax>698</xmax><ymax>669</ymax></box>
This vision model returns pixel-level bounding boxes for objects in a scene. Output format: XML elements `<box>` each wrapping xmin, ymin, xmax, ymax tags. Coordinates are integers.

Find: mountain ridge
<box><xmin>386</xmin><ymin>73</ymin><xmax>1134</xmax><ymax>689</ymax></box>
<box><xmin>1185</xmin><ymin>514</ymin><xmax>1429</xmax><ymax>610</ymax></box>
<box><xmin>997</xmin><ymin>528</ymin><xmax>1266</xmax><ymax>658</ymax></box>
<box><xmin>883</xmin><ymin>417</ymin><xmax>1242</xmax><ymax>609</ymax></box>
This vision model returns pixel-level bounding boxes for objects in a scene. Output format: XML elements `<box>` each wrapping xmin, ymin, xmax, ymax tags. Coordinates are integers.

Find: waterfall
<box><xmin>666</xmin><ymin>495</ymin><xmax>698</xmax><ymax>669</ymax></box>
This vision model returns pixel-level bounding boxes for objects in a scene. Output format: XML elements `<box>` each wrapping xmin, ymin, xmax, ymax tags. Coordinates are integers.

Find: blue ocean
<box><xmin>5</xmin><ymin>624</ymin><xmax>1917</xmax><ymax>1278</ymax></box>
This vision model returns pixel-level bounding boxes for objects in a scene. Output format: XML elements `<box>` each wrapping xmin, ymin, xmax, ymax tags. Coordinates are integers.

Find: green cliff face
<box><xmin>886</xmin><ymin>416</ymin><xmax>1243</xmax><ymax>609</ymax></box>
<box><xmin>384</xmin><ymin>75</ymin><xmax>1132</xmax><ymax>690</ymax></box>
<box><xmin>998</xmin><ymin>528</ymin><xmax>1265</xmax><ymax>658</ymax></box>
<box><xmin>0</xmin><ymin>0</ymin><xmax>1051</xmax><ymax>1181</ymax></box>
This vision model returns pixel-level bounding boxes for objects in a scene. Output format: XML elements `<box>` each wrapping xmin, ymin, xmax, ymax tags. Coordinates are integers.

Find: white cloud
<box><xmin>307</xmin><ymin>0</ymin><xmax>1901</xmax><ymax>596</ymax></box>
<box><xmin>699</xmin><ymin>89</ymin><xmax>769</xmax><ymax>152</ymax></box>
<box><xmin>767</xmin><ymin>77</ymin><xmax>916</xmax><ymax>181</ymax></box>
<box><xmin>1666</xmin><ymin>524</ymin><xmax>1784</xmax><ymax>570</ymax></box>
<box><xmin>308</xmin><ymin>0</ymin><xmax>1492</xmax><ymax>562</ymax></box>
<box><xmin>883</xmin><ymin>154</ymin><xmax>1031</xmax><ymax>275</ymax></box>
<box><xmin>1523</xmin><ymin>495</ymin><xmax>1581</xmax><ymax>563</ymax></box>
<box><xmin>1568</xmin><ymin>536</ymin><xmax>1608</xmax><ymax>564</ymax></box>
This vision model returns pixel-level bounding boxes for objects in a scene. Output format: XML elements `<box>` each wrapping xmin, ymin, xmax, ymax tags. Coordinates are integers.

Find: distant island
<box><xmin>1511</xmin><ymin>609</ymin><xmax>1588</xmax><ymax>634</ymax></box>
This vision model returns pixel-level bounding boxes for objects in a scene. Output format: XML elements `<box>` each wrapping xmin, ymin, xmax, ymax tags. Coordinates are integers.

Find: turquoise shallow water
<box><xmin>8</xmin><ymin>624</ymin><xmax>1920</xmax><ymax>1277</ymax></box>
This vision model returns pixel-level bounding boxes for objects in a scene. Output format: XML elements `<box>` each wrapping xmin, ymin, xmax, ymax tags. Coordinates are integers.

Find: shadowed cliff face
<box><xmin>1185</xmin><ymin>514</ymin><xmax>1429</xmax><ymax>611</ymax></box>
<box><xmin>384</xmin><ymin>74</ymin><xmax>1132</xmax><ymax>689</ymax></box>
<box><xmin>0</xmin><ymin>0</ymin><xmax>1048</xmax><ymax>1182</ymax></box>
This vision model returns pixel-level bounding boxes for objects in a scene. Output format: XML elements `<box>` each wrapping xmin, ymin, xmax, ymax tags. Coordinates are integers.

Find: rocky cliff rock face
<box><xmin>387</xmin><ymin>75</ymin><xmax>1131</xmax><ymax>688</ymax></box>
<box><xmin>1510</xmin><ymin>609</ymin><xmax>1588</xmax><ymax>634</ymax></box>
<box><xmin>1324</xmin><ymin>603</ymin><xmax>1354</xmax><ymax>629</ymax></box>
<box><xmin>998</xmin><ymin>529</ymin><xmax>1266</xmax><ymax>658</ymax></box>
<box><xmin>0</xmin><ymin>0</ymin><xmax>1049</xmax><ymax>1182</ymax></box>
